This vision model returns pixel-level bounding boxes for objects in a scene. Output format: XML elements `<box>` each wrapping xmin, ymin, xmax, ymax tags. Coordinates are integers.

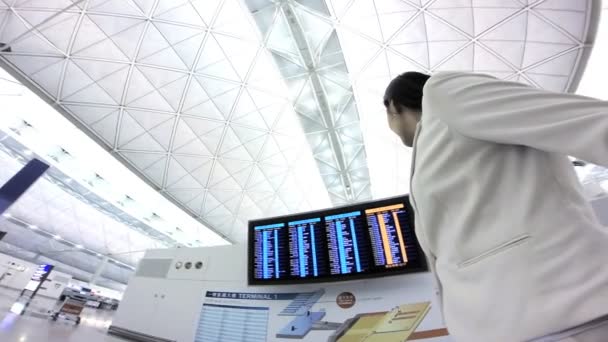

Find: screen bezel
<box><xmin>247</xmin><ymin>195</ymin><xmax>428</xmax><ymax>285</ymax></box>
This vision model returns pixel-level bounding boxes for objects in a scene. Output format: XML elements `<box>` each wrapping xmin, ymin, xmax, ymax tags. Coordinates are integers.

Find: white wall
<box><xmin>113</xmin><ymin>245</ymin><xmax>450</xmax><ymax>342</ymax></box>
<box><xmin>0</xmin><ymin>252</ymin><xmax>36</xmax><ymax>290</ymax></box>
<box><xmin>0</xmin><ymin>252</ymin><xmax>71</xmax><ymax>298</ymax></box>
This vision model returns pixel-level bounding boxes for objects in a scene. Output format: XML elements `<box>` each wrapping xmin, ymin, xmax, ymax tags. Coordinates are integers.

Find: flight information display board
<box><xmin>249</xmin><ymin>196</ymin><xmax>427</xmax><ymax>285</ymax></box>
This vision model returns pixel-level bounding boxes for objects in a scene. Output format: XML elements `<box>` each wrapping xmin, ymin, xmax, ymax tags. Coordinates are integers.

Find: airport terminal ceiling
<box><xmin>0</xmin><ymin>0</ymin><xmax>604</xmax><ymax>281</ymax></box>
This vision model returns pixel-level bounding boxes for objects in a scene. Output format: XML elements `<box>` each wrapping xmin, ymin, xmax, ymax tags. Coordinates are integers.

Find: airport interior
<box><xmin>0</xmin><ymin>0</ymin><xmax>608</xmax><ymax>341</ymax></box>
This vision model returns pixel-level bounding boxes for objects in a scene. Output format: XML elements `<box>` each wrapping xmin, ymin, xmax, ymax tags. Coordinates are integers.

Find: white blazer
<box><xmin>411</xmin><ymin>72</ymin><xmax>608</xmax><ymax>341</ymax></box>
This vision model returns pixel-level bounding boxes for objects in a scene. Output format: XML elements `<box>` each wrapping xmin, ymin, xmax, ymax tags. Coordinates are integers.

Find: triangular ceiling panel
<box><xmin>88</xmin><ymin>0</ymin><xmax>145</xmax><ymax>16</ymax></box>
<box><xmin>390</xmin><ymin>13</ymin><xmax>428</xmax><ymax>45</ymax></box>
<box><xmin>183</xmin><ymin>118</ymin><xmax>225</xmax><ymax>154</ymax></box>
<box><xmin>126</xmin><ymin>110</ymin><xmax>174</xmax><ymax>144</ymax></box>
<box><xmin>191</xmin><ymin>0</ymin><xmax>222</xmax><ymax>26</ymax></box>
<box><xmin>138</xmin><ymin>66</ymin><xmax>187</xmax><ymax>89</ymax></box>
<box><xmin>428</xmin><ymin>8</ymin><xmax>474</xmax><ymax>37</ymax></box>
<box><xmin>65</xmin><ymin>105</ymin><xmax>117</xmax><ymax>126</ymax></box>
<box><xmin>61</xmin><ymin>60</ymin><xmax>95</xmax><ymax>99</ymax></box>
<box><xmin>90</xmin><ymin>111</ymin><xmax>120</xmax><ymax>146</ymax></box>
<box><xmin>122</xmin><ymin>131</ymin><xmax>165</xmax><ymax>152</ymax></box>
<box><xmin>29</xmin><ymin>59</ymin><xmax>65</xmax><ymax>97</ymax></box>
<box><xmin>132</xmin><ymin>0</ymin><xmax>156</xmax><ymax>16</ymax></box>
<box><xmin>73</xmin><ymin>36</ymin><xmax>130</xmax><ymax>62</ymax></box>
<box><xmin>480</xmin><ymin>40</ymin><xmax>525</xmax><ymax>68</ymax></box>
<box><xmin>4</xmin><ymin>55</ymin><xmax>63</xmax><ymax>75</ymax></box>
<box><xmin>386</xmin><ymin>50</ymin><xmax>426</xmax><ymax>78</ymax></box>
<box><xmin>247</xmin><ymin>52</ymin><xmax>285</xmax><ymax>93</ymax></box>
<box><xmin>63</xmin><ymin>81</ymin><xmax>117</xmax><ymax>105</ymax></box>
<box><xmin>212</xmin><ymin>0</ymin><xmax>257</xmax><ymax>41</ymax></box>
<box><xmin>86</xmin><ymin>14</ymin><xmax>147</xmax><ymax>60</ymax></box>
<box><xmin>0</xmin><ymin>12</ymin><xmax>62</xmax><ymax>55</ymax></box>
<box><xmin>140</xmin><ymin>47</ymin><xmax>189</xmax><ymax>70</ymax></box>
<box><xmin>428</xmin><ymin>41</ymin><xmax>470</xmax><ymax>69</ymax></box>
<box><xmin>472</xmin><ymin>8</ymin><xmax>520</xmax><ymax>36</ymax></box>
<box><xmin>181</xmin><ymin>78</ymin><xmax>209</xmax><ymax>111</ymax></box>
<box><xmin>128</xmin><ymin>89</ymin><xmax>174</xmax><ymax>112</ymax></box>
<box><xmin>167</xmin><ymin>189</ymin><xmax>204</xmax><ymax>208</ymax></box>
<box><xmin>165</xmin><ymin>156</ymin><xmax>191</xmax><ymax>187</ymax></box>
<box><xmin>207</xmin><ymin>162</ymin><xmax>234</xmax><ymax>188</ymax></box>
<box><xmin>169</xmin><ymin>118</ymin><xmax>201</xmax><ymax>153</ymax></box>
<box><xmin>526</xmin><ymin>11</ymin><xmax>577</xmax><ymax>44</ymax></box>
<box><xmin>535</xmin><ymin>10</ymin><xmax>585</xmax><ymax>40</ymax></box>
<box><xmin>172</xmin><ymin>154</ymin><xmax>211</xmax><ymax>173</ymax></box>
<box><xmin>424</xmin><ymin>12</ymin><xmax>470</xmax><ymax>41</ymax></box>
<box><xmin>213</xmin><ymin>33</ymin><xmax>258</xmax><ymax>81</ymax></box>
<box><xmin>435</xmin><ymin>43</ymin><xmax>474</xmax><ymax>71</ymax></box>
<box><xmin>389</xmin><ymin>43</ymin><xmax>429</xmax><ymax>70</ymax></box>
<box><xmin>210</xmin><ymin>87</ymin><xmax>241</xmax><ymax>117</ymax></box>
<box><xmin>72</xmin><ymin>16</ymin><xmax>127</xmax><ymax>61</ymax></box>
<box><xmin>220</xmin><ymin>161</ymin><xmax>252</xmax><ymax>189</ymax></box>
<box><xmin>536</xmin><ymin>0</ymin><xmax>587</xmax><ymax>11</ymax></box>
<box><xmin>481</xmin><ymin>12</ymin><xmax>527</xmax><ymax>41</ymax></box>
<box><xmin>196</xmin><ymin>76</ymin><xmax>240</xmax><ymax>98</ymax></box>
<box><xmin>154</xmin><ymin>1</ymin><xmax>206</xmax><ymax>27</ymax></box>
<box><xmin>218</xmin><ymin>126</ymin><xmax>244</xmax><ymax>154</ymax></box>
<box><xmin>183</xmin><ymin>98</ymin><xmax>225</xmax><ymax>121</ymax></box>
<box><xmin>171</xmin><ymin>33</ymin><xmax>206</xmax><ymax>69</ymax></box>
<box><xmin>124</xmin><ymin>67</ymin><xmax>155</xmax><ymax>102</ymax></box>
<box><xmin>521</xmin><ymin>42</ymin><xmax>577</xmax><ymax>68</ymax></box>
<box><xmin>157</xmin><ymin>77</ymin><xmax>188</xmax><ymax>111</ymax></box>
<box><xmin>17</xmin><ymin>10</ymin><xmax>79</xmax><ymax>54</ymax></box>
<box><xmin>340</xmin><ymin>0</ymin><xmax>382</xmax><ymax>41</ymax></box>
<box><xmin>525</xmin><ymin>73</ymin><xmax>569</xmax><ymax>93</ymax></box>
<box><xmin>527</xmin><ymin>49</ymin><xmax>579</xmax><ymax>76</ymax></box>
<box><xmin>95</xmin><ymin>69</ymin><xmax>130</xmax><ymax>103</ymax></box>
<box><xmin>137</xmin><ymin>22</ymin><xmax>172</xmax><ymax>59</ymax></box>
<box><xmin>202</xmin><ymin>192</ymin><xmax>222</xmax><ymax>216</ymax></box>
<box><xmin>473</xmin><ymin>44</ymin><xmax>514</xmax><ymax>72</ymax></box>
<box><xmin>117</xmin><ymin>110</ymin><xmax>146</xmax><ymax>146</ymax></box>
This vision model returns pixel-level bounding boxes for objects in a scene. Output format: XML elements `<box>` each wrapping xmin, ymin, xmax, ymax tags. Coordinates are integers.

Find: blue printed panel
<box><xmin>195</xmin><ymin>304</ymin><xmax>269</xmax><ymax>342</ymax></box>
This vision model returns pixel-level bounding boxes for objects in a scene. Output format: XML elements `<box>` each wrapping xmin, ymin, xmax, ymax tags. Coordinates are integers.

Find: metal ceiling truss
<box><xmin>244</xmin><ymin>0</ymin><xmax>372</xmax><ymax>205</ymax></box>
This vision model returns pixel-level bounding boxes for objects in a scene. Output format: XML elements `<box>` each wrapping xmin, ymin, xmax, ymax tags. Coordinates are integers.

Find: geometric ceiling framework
<box><xmin>0</xmin><ymin>0</ymin><xmax>600</xmax><ymax>246</ymax></box>
<box><xmin>244</xmin><ymin>0</ymin><xmax>372</xmax><ymax>205</ymax></box>
<box><xmin>331</xmin><ymin>0</ymin><xmax>600</xmax><ymax>198</ymax></box>
<box><xmin>0</xmin><ymin>0</ymin><xmax>331</xmax><ymax>244</ymax></box>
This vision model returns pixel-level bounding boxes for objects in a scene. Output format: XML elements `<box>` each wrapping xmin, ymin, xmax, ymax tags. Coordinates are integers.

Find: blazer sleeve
<box><xmin>424</xmin><ymin>71</ymin><xmax>608</xmax><ymax>166</ymax></box>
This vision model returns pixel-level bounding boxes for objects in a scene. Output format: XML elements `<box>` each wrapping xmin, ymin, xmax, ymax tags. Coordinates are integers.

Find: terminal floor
<box><xmin>0</xmin><ymin>286</ymin><xmax>125</xmax><ymax>341</ymax></box>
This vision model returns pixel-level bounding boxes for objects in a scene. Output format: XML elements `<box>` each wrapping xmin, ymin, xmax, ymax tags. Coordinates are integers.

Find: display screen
<box><xmin>248</xmin><ymin>196</ymin><xmax>427</xmax><ymax>285</ymax></box>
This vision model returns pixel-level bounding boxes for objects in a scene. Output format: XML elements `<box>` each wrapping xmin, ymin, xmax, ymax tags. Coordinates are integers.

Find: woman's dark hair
<box><xmin>383</xmin><ymin>71</ymin><xmax>431</xmax><ymax>113</ymax></box>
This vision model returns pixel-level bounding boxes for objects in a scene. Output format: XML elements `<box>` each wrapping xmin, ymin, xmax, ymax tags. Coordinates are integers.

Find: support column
<box><xmin>90</xmin><ymin>256</ymin><xmax>109</xmax><ymax>286</ymax></box>
<box><xmin>0</xmin><ymin>158</ymin><xmax>49</xmax><ymax>215</ymax></box>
